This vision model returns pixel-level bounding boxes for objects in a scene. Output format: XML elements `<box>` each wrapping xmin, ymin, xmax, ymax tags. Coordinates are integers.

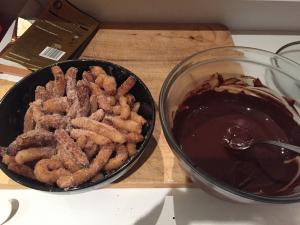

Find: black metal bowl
<box><xmin>0</xmin><ymin>59</ymin><xmax>155</xmax><ymax>193</ymax></box>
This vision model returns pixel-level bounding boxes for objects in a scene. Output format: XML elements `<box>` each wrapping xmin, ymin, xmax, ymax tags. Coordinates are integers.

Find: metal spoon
<box><xmin>223</xmin><ymin>125</ymin><xmax>300</xmax><ymax>154</ymax></box>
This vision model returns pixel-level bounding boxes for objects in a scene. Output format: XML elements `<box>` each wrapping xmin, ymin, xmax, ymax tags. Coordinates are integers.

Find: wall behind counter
<box><xmin>19</xmin><ymin>0</ymin><xmax>300</xmax><ymax>32</ymax></box>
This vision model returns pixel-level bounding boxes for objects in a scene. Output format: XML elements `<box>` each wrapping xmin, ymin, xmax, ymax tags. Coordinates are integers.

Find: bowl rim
<box><xmin>159</xmin><ymin>46</ymin><xmax>300</xmax><ymax>203</ymax></box>
<box><xmin>0</xmin><ymin>59</ymin><xmax>156</xmax><ymax>193</ymax></box>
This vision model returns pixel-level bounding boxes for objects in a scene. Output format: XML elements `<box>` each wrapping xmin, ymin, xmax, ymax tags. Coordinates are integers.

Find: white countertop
<box><xmin>2</xmin><ymin>188</ymin><xmax>300</xmax><ymax>225</ymax></box>
<box><xmin>232</xmin><ymin>34</ymin><xmax>300</xmax><ymax>52</ymax></box>
<box><xmin>1</xmin><ymin>34</ymin><xmax>300</xmax><ymax>225</ymax></box>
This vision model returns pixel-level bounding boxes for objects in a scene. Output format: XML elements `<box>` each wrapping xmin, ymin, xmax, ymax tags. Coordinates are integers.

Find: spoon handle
<box><xmin>258</xmin><ymin>140</ymin><xmax>300</xmax><ymax>154</ymax></box>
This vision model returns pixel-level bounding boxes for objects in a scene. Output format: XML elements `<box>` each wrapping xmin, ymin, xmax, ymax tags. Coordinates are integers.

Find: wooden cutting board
<box><xmin>0</xmin><ymin>24</ymin><xmax>234</xmax><ymax>189</ymax></box>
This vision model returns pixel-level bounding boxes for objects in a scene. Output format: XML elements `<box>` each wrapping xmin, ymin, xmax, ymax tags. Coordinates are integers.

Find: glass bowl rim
<box><xmin>159</xmin><ymin>46</ymin><xmax>300</xmax><ymax>203</ymax></box>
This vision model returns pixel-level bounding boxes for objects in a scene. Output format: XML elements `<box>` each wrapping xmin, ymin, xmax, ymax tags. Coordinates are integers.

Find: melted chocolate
<box><xmin>173</xmin><ymin>90</ymin><xmax>300</xmax><ymax>196</ymax></box>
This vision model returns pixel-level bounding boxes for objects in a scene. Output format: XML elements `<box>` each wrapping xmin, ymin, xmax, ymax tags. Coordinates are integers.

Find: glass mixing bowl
<box><xmin>159</xmin><ymin>46</ymin><xmax>300</xmax><ymax>203</ymax></box>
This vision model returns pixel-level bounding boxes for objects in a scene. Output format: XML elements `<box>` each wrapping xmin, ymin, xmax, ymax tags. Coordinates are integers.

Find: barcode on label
<box><xmin>39</xmin><ymin>46</ymin><xmax>66</xmax><ymax>61</ymax></box>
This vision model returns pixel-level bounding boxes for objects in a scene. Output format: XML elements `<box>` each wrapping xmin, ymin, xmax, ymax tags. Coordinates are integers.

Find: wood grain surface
<box><xmin>0</xmin><ymin>24</ymin><xmax>234</xmax><ymax>189</ymax></box>
<box><xmin>0</xmin><ymin>80</ymin><xmax>15</xmax><ymax>99</ymax></box>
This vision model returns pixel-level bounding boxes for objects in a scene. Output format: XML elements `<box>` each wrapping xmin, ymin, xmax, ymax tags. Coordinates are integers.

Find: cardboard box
<box><xmin>1</xmin><ymin>0</ymin><xmax>99</xmax><ymax>70</ymax></box>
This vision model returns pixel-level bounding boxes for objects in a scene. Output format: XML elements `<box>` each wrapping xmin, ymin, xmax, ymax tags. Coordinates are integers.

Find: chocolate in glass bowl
<box><xmin>172</xmin><ymin>73</ymin><xmax>300</xmax><ymax>196</ymax></box>
<box><xmin>159</xmin><ymin>46</ymin><xmax>300</xmax><ymax>203</ymax></box>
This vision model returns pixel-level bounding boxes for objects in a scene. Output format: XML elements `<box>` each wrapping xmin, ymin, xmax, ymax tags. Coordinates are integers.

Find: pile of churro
<box><xmin>0</xmin><ymin>65</ymin><xmax>147</xmax><ymax>189</ymax></box>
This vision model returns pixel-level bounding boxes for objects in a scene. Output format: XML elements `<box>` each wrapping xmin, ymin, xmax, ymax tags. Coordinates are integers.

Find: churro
<box><xmin>2</xmin><ymin>65</ymin><xmax>148</xmax><ymax>189</ymax></box>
